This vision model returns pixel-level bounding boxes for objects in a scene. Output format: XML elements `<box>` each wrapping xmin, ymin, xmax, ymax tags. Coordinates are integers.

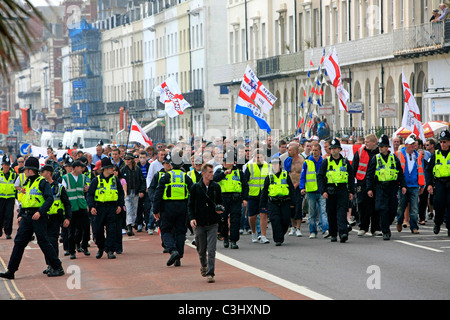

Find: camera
<box><xmin>215</xmin><ymin>205</ymin><xmax>225</xmax><ymax>213</ymax></box>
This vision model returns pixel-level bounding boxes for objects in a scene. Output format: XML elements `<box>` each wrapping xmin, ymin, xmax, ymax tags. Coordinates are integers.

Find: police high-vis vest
<box><xmin>17</xmin><ymin>172</ymin><xmax>26</xmax><ymax>202</ymax></box>
<box><xmin>218</xmin><ymin>169</ymin><xmax>242</xmax><ymax>193</ymax></box>
<box><xmin>375</xmin><ymin>153</ymin><xmax>399</xmax><ymax>182</ymax></box>
<box><xmin>433</xmin><ymin>150</ymin><xmax>450</xmax><ymax>178</ymax></box>
<box><xmin>268</xmin><ymin>170</ymin><xmax>290</xmax><ymax>197</ymax></box>
<box><xmin>63</xmin><ymin>173</ymin><xmax>87</xmax><ymax>211</ymax></box>
<box><xmin>304</xmin><ymin>159</ymin><xmax>319</xmax><ymax>192</ymax></box>
<box><xmin>163</xmin><ymin>169</ymin><xmax>189</xmax><ymax>200</ymax></box>
<box><xmin>187</xmin><ymin>170</ymin><xmax>197</xmax><ymax>183</ymax></box>
<box><xmin>248</xmin><ymin>162</ymin><xmax>270</xmax><ymax>196</ymax></box>
<box><xmin>326</xmin><ymin>158</ymin><xmax>349</xmax><ymax>185</ymax></box>
<box><xmin>22</xmin><ymin>176</ymin><xmax>45</xmax><ymax>209</ymax></box>
<box><xmin>95</xmin><ymin>175</ymin><xmax>119</xmax><ymax>203</ymax></box>
<box><xmin>0</xmin><ymin>170</ymin><xmax>17</xmax><ymax>199</ymax></box>
<box><xmin>48</xmin><ymin>184</ymin><xmax>64</xmax><ymax>215</ymax></box>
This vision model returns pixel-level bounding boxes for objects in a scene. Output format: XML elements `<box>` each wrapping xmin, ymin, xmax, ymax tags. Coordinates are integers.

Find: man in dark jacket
<box><xmin>188</xmin><ymin>163</ymin><xmax>223</xmax><ymax>283</ymax></box>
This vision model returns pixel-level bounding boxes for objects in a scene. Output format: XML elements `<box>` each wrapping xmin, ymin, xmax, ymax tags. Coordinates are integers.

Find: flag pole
<box><xmin>126</xmin><ymin>116</ymin><xmax>133</xmax><ymax>148</ymax></box>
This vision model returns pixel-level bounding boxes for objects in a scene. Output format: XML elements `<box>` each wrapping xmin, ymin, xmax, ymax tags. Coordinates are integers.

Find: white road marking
<box><xmin>394</xmin><ymin>240</ymin><xmax>444</xmax><ymax>253</ymax></box>
<box><xmin>185</xmin><ymin>242</ymin><xmax>332</xmax><ymax>300</ymax></box>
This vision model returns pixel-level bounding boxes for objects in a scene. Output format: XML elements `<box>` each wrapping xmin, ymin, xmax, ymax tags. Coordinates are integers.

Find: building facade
<box><xmin>215</xmin><ymin>0</ymin><xmax>450</xmax><ymax>139</ymax></box>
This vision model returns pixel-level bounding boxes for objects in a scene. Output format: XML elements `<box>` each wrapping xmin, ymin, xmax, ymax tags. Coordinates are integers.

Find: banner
<box><xmin>323</xmin><ymin>48</ymin><xmax>349</xmax><ymax>112</ymax></box>
<box><xmin>0</xmin><ymin>111</ymin><xmax>9</xmax><ymax>135</ymax></box>
<box><xmin>401</xmin><ymin>70</ymin><xmax>425</xmax><ymax>142</ymax></box>
<box><xmin>128</xmin><ymin>118</ymin><xmax>153</xmax><ymax>147</ymax></box>
<box><xmin>242</xmin><ymin>65</ymin><xmax>277</xmax><ymax>114</ymax></box>
<box><xmin>154</xmin><ymin>77</ymin><xmax>191</xmax><ymax>118</ymax></box>
<box><xmin>30</xmin><ymin>146</ymin><xmax>98</xmax><ymax>167</ymax></box>
<box><xmin>235</xmin><ymin>88</ymin><xmax>271</xmax><ymax>134</ymax></box>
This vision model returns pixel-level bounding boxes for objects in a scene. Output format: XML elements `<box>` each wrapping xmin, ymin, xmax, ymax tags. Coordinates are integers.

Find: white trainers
<box><xmin>323</xmin><ymin>230</ymin><xmax>330</xmax><ymax>238</ymax></box>
<box><xmin>295</xmin><ymin>229</ymin><xmax>303</xmax><ymax>237</ymax></box>
<box><xmin>357</xmin><ymin>230</ymin><xmax>366</xmax><ymax>237</ymax></box>
<box><xmin>373</xmin><ymin>231</ymin><xmax>383</xmax><ymax>237</ymax></box>
<box><xmin>289</xmin><ymin>227</ymin><xmax>296</xmax><ymax>236</ymax></box>
<box><xmin>147</xmin><ymin>229</ymin><xmax>154</xmax><ymax>235</ymax></box>
<box><xmin>309</xmin><ymin>233</ymin><xmax>317</xmax><ymax>239</ymax></box>
<box><xmin>251</xmin><ymin>233</ymin><xmax>258</xmax><ymax>243</ymax></box>
<box><xmin>260</xmin><ymin>235</ymin><xmax>270</xmax><ymax>244</ymax></box>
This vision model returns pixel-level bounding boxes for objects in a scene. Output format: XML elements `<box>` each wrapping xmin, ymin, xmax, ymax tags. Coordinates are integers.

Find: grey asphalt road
<box><xmin>207</xmin><ymin>221</ymin><xmax>450</xmax><ymax>300</ymax></box>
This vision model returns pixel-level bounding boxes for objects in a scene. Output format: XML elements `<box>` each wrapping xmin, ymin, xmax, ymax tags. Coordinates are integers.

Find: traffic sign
<box><xmin>20</xmin><ymin>143</ymin><xmax>31</xmax><ymax>156</ymax></box>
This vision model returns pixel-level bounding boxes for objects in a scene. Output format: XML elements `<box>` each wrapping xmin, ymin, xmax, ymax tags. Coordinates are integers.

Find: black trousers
<box><xmin>375</xmin><ymin>184</ymin><xmax>399</xmax><ymax>234</ymax></box>
<box><xmin>433</xmin><ymin>180</ymin><xmax>450</xmax><ymax>230</ymax></box>
<box><xmin>46</xmin><ymin>215</ymin><xmax>61</xmax><ymax>265</ymax></box>
<box><xmin>357</xmin><ymin>183</ymin><xmax>379</xmax><ymax>233</ymax></box>
<box><xmin>68</xmin><ymin>209</ymin><xmax>90</xmax><ymax>254</ymax></box>
<box><xmin>160</xmin><ymin>200</ymin><xmax>187</xmax><ymax>258</ymax></box>
<box><xmin>269</xmin><ymin>201</ymin><xmax>291</xmax><ymax>244</ymax></box>
<box><xmin>326</xmin><ymin>189</ymin><xmax>349</xmax><ymax>238</ymax></box>
<box><xmin>0</xmin><ymin>198</ymin><xmax>15</xmax><ymax>236</ymax></box>
<box><xmin>93</xmin><ymin>206</ymin><xmax>117</xmax><ymax>252</ymax></box>
<box><xmin>8</xmin><ymin>213</ymin><xmax>61</xmax><ymax>273</ymax></box>
<box><xmin>221</xmin><ymin>195</ymin><xmax>242</xmax><ymax>242</ymax></box>
<box><xmin>135</xmin><ymin>191</ymin><xmax>151</xmax><ymax>227</ymax></box>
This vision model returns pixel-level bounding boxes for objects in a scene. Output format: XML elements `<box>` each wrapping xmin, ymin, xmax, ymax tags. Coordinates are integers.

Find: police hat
<box><xmin>439</xmin><ymin>129</ymin><xmax>450</xmax><ymax>141</ymax></box>
<box><xmin>162</xmin><ymin>153</ymin><xmax>171</xmax><ymax>164</ymax></box>
<box><xmin>1</xmin><ymin>154</ymin><xmax>11</xmax><ymax>165</ymax></box>
<box><xmin>78</xmin><ymin>156</ymin><xmax>89</xmax><ymax>166</ymax></box>
<box><xmin>378</xmin><ymin>134</ymin><xmax>390</xmax><ymax>147</ymax></box>
<box><xmin>24</xmin><ymin>157</ymin><xmax>40</xmax><ymax>171</ymax></box>
<box><xmin>64</xmin><ymin>156</ymin><xmax>74</xmax><ymax>167</ymax></box>
<box><xmin>329</xmin><ymin>138</ymin><xmax>341</xmax><ymax>149</ymax></box>
<box><xmin>101</xmin><ymin>157</ymin><xmax>114</xmax><ymax>169</ymax></box>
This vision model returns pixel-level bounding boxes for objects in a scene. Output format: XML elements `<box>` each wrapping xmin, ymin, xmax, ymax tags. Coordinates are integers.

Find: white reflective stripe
<box><xmin>359</xmin><ymin>163</ymin><xmax>367</xmax><ymax>167</ymax></box>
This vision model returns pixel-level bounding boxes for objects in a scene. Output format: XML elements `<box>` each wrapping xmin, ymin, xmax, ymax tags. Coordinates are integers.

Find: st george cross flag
<box><xmin>242</xmin><ymin>65</ymin><xmax>277</xmax><ymax>114</ymax></box>
<box><xmin>129</xmin><ymin>118</ymin><xmax>153</xmax><ymax>147</ymax></box>
<box><xmin>154</xmin><ymin>77</ymin><xmax>191</xmax><ymax>118</ymax></box>
<box><xmin>401</xmin><ymin>70</ymin><xmax>425</xmax><ymax>142</ymax></box>
<box><xmin>235</xmin><ymin>84</ymin><xmax>271</xmax><ymax>134</ymax></box>
<box><xmin>323</xmin><ymin>48</ymin><xmax>350</xmax><ymax>112</ymax></box>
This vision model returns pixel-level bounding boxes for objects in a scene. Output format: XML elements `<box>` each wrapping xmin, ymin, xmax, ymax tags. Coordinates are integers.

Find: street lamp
<box><xmin>188</xmin><ymin>9</ymin><xmax>200</xmax><ymax>136</ymax></box>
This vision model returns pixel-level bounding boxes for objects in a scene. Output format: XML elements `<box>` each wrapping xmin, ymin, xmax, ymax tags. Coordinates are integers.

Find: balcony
<box><xmin>393</xmin><ymin>21</ymin><xmax>450</xmax><ymax>56</ymax></box>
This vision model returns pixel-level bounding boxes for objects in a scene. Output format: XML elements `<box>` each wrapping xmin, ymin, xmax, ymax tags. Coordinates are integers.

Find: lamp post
<box><xmin>188</xmin><ymin>9</ymin><xmax>199</xmax><ymax>136</ymax></box>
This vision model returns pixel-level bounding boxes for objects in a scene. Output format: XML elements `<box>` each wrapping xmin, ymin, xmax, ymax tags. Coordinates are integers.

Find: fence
<box><xmin>332</xmin><ymin>126</ymin><xmax>398</xmax><ymax>139</ymax></box>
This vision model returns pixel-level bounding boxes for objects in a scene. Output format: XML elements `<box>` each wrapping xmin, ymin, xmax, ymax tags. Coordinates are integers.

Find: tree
<box><xmin>0</xmin><ymin>0</ymin><xmax>46</xmax><ymax>81</ymax></box>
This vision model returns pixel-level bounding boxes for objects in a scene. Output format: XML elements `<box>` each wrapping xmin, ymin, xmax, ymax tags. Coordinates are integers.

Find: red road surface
<box><xmin>0</xmin><ymin>229</ymin><xmax>311</xmax><ymax>300</ymax></box>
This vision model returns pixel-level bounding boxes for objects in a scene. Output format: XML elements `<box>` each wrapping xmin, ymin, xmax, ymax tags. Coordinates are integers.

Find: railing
<box><xmin>332</xmin><ymin>126</ymin><xmax>398</xmax><ymax>139</ymax></box>
<box><xmin>393</xmin><ymin>21</ymin><xmax>447</xmax><ymax>55</ymax></box>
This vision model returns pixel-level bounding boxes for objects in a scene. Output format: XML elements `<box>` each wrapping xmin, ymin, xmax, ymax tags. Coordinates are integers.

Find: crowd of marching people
<box><xmin>0</xmin><ymin>129</ymin><xmax>449</xmax><ymax>282</ymax></box>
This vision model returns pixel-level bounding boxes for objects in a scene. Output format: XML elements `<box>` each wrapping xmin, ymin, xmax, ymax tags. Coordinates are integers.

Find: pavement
<box><xmin>0</xmin><ymin>226</ymin><xmax>312</xmax><ymax>301</ymax></box>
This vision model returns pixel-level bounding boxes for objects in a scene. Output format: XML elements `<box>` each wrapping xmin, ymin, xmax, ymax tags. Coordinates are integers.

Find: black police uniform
<box><xmin>259</xmin><ymin>161</ymin><xmax>295</xmax><ymax>246</ymax></box>
<box><xmin>153</xmin><ymin>158</ymin><xmax>193</xmax><ymax>266</ymax></box>
<box><xmin>86</xmin><ymin>158</ymin><xmax>125</xmax><ymax>258</ymax></box>
<box><xmin>0</xmin><ymin>157</ymin><xmax>64</xmax><ymax>279</ymax></box>
<box><xmin>425</xmin><ymin>130</ymin><xmax>450</xmax><ymax>235</ymax></box>
<box><xmin>317</xmin><ymin>139</ymin><xmax>355</xmax><ymax>243</ymax></box>
<box><xmin>0</xmin><ymin>154</ymin><xmax>17</xmax><ymax>238</ymax></box>
<box><xmin>213</xmin><ymin>161</ymin><xmax>249</xmax><ymax>248</ymax></box>
<box><xmin>366</xmin><ymin>136</ymin><xmax>406</xmax><ymax>238</ymax></box>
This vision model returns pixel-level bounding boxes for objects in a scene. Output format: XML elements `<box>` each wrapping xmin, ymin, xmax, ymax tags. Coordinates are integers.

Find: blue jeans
<box><xmin>307</xmin><ymin>193</ymin><xmax>329</xmax><ymax>234</ymax></box>
<box><xmin>397</xmin><ymin>187</ymin><xmax>419</xmax><ymax>231</ymax></box>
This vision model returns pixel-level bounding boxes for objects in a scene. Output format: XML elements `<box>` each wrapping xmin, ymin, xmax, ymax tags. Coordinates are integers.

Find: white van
<box><xmin>69</xmin><ymin>129</ymin><xmax>111</xmax><ymax>148</ymax></box>
<box><xmin>40</xmin><ymin>130</ymin><xmax>64</xmax><ymax>149</ymax></box>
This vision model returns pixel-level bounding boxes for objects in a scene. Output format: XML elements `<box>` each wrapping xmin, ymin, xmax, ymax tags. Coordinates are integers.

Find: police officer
<box><xmin>40</xmin><ymin>162</ymin><xmax>72</xmax><ymax>273</ymax></box>
<box><xmin>0</xmin><ymin>154</ymin><xmax>17</xmax><ymax>239</ymax></box>
<box><xmin>426</xmin><ymin>130</ymin><xmax>450</xmax><ymax>236</ymax></box>
<box><xmin>87</xmin><ymin>157</ymin><xmax>125</xmax><ymax>259</ymax></box>
<box><xmin>0</xmin><ymin>157</ymin><xmax>64</xmax><ymax>279</ymax></box>
<box><xmin>213</xmin><ymin>152</ymin><xmax>249</xmax><ymax>249</ymax></box>
<box><xmin>317</xmin><ymin>138</ymin><xmax>355</xmax><ymax>243</ymax></box>
<box><xmin>153</xmin><ymin>149</ymin><xmax>193</xmax><ymax>267</ymax></box>
<box><xmin>260</xmin><ymin>157</ymin><xmax>295</xmax><ymax>246</ymax></box>
<box><xmin>366</xmin><ymin>135</ymin><xmax>407</xmax><ymax>240</ymax></box>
